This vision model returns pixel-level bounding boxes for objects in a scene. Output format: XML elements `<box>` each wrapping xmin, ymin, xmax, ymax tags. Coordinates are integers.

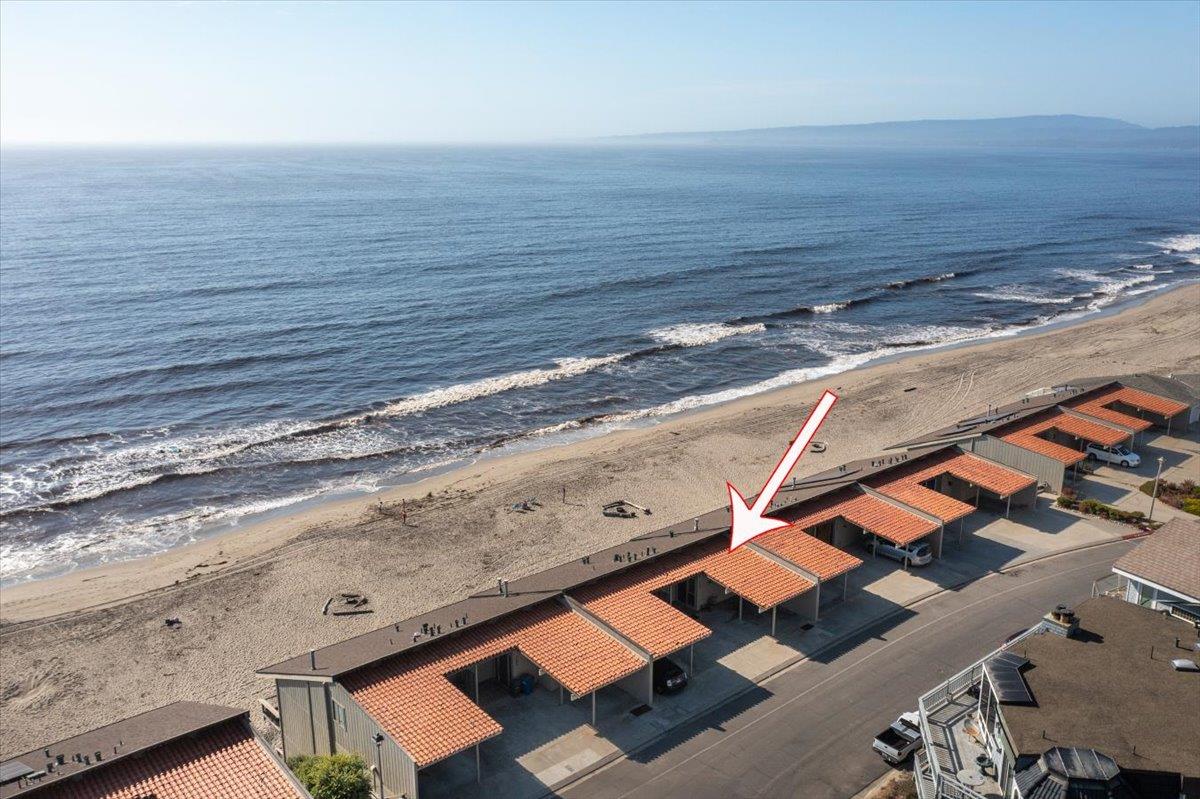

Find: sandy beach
<box><xmin>2</xmin><ymin>283</ymin><xmax>1197</xmax><ymax>755</ymax></box>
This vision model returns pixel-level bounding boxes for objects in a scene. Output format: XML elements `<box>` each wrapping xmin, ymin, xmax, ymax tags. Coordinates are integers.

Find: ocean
<box><xmin>1</xmin><ymin>144</ymin><xmax>1197</xmax><ymax>584</ymax></box>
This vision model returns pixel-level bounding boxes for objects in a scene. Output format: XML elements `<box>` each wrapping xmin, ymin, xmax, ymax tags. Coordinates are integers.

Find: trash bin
<box><xmin>517</xmin><ymin>673</ymin><xmax>536</xmax><ymax>695</ymax></box>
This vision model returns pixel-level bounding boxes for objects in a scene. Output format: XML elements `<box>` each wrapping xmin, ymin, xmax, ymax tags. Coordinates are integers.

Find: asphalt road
<box><xmin>559</xmin><ymin>540</ymin><xmax>1134</xmax><ymax>799</ymax></box>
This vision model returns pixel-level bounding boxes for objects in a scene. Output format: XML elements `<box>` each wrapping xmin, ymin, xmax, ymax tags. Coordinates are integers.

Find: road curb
<box><xmin>540</xmin><ymin>535</ymin><xmax>1132</xmax><ymax>798</ymax></box>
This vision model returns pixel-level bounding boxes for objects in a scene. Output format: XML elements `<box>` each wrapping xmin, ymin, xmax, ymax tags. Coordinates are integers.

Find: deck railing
<box><xmin>917</xmin><ymin>623</ymin><xmax>1045</xmax><ymax>799</ymax></box>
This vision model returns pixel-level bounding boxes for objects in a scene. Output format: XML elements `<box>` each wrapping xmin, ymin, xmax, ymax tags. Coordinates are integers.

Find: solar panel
<box><xmin>0</xmin><ymin>759</ymin><xmax>36</xmax><ymax>783</ymax></box>
<box><xmin>985</xmin><ymin>653</ymin><xmax>1034</xmax><ymax>704</ymax></box>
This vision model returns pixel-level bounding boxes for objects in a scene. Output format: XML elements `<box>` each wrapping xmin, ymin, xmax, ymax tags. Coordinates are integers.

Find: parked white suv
<box><xmin>865</xmin><ymin>537</ymin><xmax>933</xmax><ymax>567</ymax></box>
<box><xmin>1085</xmin><ymin>443</ymin><xmax>1141</xmax><ymax>468</ymax></box>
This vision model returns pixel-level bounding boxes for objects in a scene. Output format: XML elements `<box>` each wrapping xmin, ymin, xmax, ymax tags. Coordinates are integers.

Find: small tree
<box><xmin>288</xmin><ymin>753</ymin><xmax>372</xmax><ymax>799</ymax></box>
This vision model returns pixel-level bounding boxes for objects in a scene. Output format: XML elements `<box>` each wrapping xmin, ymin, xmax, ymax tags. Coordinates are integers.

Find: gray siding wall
<box><xmin>278</xmin><ymin>679</ymin><xmax>333</xmax><ymax>760</ymax></box>
<box><xmin>616</xmin><ymin>663</ymin><xmax>653</xmax><ymax>705</ymax></box>
<box><xmin>329</xmin><ymin>681</ymin><xmax>419</xmax><ymax>799</ymax></box>
<box><xmin>696</xmin><ymin>574</ymin><xmax>726</xmax><ymax>609</ymax></box>
<box><xmin>967</xmin><ymin>436</ymin><xmax>1065</xmax><ymax>493</ymax></box>
<box><xmin>831</xmin><ymin>517</ymin><xmax>858</xmax><ymax>548</ymax></box>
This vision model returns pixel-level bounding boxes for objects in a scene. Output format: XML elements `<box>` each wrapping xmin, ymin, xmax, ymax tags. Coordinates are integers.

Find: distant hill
<box><xmin>609</xmin><ymin>115</ymin><xmax>1200</xmax><ymax>149</ymax></box>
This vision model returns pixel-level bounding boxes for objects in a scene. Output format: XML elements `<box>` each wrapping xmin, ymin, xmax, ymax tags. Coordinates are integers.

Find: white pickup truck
<box><xmin>872</xmin><ymin>712</ymin><xmax>923</xmax><ymax>765</ymax></box>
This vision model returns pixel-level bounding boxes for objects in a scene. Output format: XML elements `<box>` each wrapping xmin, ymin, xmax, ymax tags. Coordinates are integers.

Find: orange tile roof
<box><xmin>571</xmin><ymin>537</ymin><xmax>813</xmax><ymax>658</ymax></box>
<box><xmin>344</xmin><ymin>600</ymin><xmax>645</xmax><ymax>767</ymax></box>
<box><xmin>868</xmin><ymin>449</ymin><xmax>1036</xmax><ymax>511</ymax></box>
<box><xmin>999</xmin><ymin>409</ymin><xmax>1129</xmax><ymax>464</ymax></box>
<box><xmin>770</xmin><ymin>486</ymin><xmax>939</xmax><ymax>546</ymax></box>
<box><xmin>36</xmin><ymin>719</ymin><xmax>306</xmax><ymax>799</ymax></box>
<box><xmin>701</xmin><ymin>544</ymin><xmax>815</xmax><ymax>609</ymax></box>
<box><xmin>574</xmin><ymin>583</ymin><xmax>710</xmax><ymax>660</ymax></box>
<box><xmin>1069</xmin><ymin>386</ymin><xmax>1187</xmax><ymax>430</ymax></box>
<box><xmin>940</xmin><ymin>452</ymin><xmax>1037</xmax><ymax>496</ymax></box>
<box><xmin>755</xmin><ymin>525</ymin><xmax>863</xmax><ymax>580</ymax></box>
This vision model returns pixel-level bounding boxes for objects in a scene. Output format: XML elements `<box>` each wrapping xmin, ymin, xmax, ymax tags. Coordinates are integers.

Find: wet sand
<box><xmin>2</xmin><ymin>283</ymin><xmax>1197</xmax><ymax>754</ymax></box>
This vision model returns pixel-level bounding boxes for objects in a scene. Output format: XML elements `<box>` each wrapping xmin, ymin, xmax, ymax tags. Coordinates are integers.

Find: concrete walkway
<box><xmin>1077</xmin><ymin>430</ymin><xmax>1199</xmax><ymax>523</ymax></box>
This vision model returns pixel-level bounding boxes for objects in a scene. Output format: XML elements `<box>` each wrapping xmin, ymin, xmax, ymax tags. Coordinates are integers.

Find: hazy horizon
<box><xmin>2</xmin><ymin>1</ymin><xmax>1198</xmax><ymax>146</ymax></box>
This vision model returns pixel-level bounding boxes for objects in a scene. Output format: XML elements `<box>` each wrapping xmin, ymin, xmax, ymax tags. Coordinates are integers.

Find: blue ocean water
<box><xmin>1</xmin><ymin>145</ymin><xmax>1197</xmax><ymax>583</ymax></box>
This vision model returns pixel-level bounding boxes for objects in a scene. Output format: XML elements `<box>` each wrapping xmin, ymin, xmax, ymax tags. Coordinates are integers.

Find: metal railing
<box><xmin>1090</xmin><ymin>573</ymin><xmax>1124</xmax><ymax>599</ymax></box>
<box><xmin>914</xmin><ymin>748</ymin><xmax>937</xmax><ymax>799</ymax></box>
<box><xmin>916</xmin><ymin>624</ymin><xmax>1045</xmax><ymax>799</ymax></box>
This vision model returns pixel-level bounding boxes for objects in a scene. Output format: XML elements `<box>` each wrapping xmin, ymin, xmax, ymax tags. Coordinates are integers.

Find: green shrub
<box><xmin>1182</xmin><ymin>498</ymin><xmax>1200</xmax><ymax>517</ymax></box>
<box><xmin>1068</xmin><ymin>497</ymin><xmax>1150</xmax><ymax>525</ymax></box>
<box><xmin>1139</xmin><ymin>478</ymin><xmax>1200</xmax><ymax>514</ymax></box>
<box><xmin>288</xmin><ymin>754</ymin><xmax>371</xmax><ymax>799</ymax></box>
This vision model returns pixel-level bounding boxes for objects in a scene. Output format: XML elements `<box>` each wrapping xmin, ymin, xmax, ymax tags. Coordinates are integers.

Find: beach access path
<box><xmin>1</xmin><ymin>284</ymin><xmax>1197</xmax><ymax>756</ymax></box>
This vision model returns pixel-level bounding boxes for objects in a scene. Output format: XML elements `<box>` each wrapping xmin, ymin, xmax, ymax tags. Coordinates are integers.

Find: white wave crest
<box><xmin>1084</xmin><ymin>274</ymin><xmax>1157</xmax><ymax>310</ymax></box>
<box><xmin>647</xmin><ymin>322</ymin><xmax>765</xmax><ymax>348</ymax></box>
<box><xmin>1130</xmin><ymin>263</ymin><xmax>1154</xmax><ymax>270</ymax></box>
<box><xmin>811</xmin><ymin>302</ymin><xmax>848</xmax><ymax>314</ymax></box>
<box><xmin>0</xmin><ymin>418</ymin><xmax>321</xmax><ymax>513</ymax></box>
<box><xmin>372</xmin><ymin>354</ymin><xmax>626</xmax><ymax>418</ymax></box>
<box><xmin>1057</xmin><ymin>268</ymin><xmax>1107</xmax><ymax>283</ymax></box>
<box><xmin>973</xmin><ymin>286</ymin><xmax>1075</xmax><ymax>305</ymax></box>
<box><xmin>0</xmin><ymin>484</ymin><xmax>336</xmax><ymax>582</ymax></box>
<box><xmin>1148</xmin><ymin>233</ymin><xmax>1200</xmax><ymax>253</ymax></box>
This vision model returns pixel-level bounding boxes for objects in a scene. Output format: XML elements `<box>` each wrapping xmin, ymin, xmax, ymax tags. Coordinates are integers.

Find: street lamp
<box><xmin>1148</xmin><ymin>456</ymin><xmax>1165</xmax><ymax>523</ymax></box>
<box><xmin>373</xmin><ymin>733</ymin><xmax>384</xmax><ymax>798</ymax></box>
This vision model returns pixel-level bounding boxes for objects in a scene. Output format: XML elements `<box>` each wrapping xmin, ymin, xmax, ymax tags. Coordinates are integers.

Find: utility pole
<box><xmin>1148</xmin><ymin>456</ymin><xmax>1165</xmax><ymax>522</ymax></box>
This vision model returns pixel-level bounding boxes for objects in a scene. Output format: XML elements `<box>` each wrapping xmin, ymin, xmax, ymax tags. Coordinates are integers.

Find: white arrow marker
<box><xmin>727</xmin><ymin>389</ymin><xmax>838</xmax><ymax>551</ymax></box>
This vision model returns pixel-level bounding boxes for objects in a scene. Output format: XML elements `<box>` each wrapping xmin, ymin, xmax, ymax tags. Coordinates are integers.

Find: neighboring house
<box><xmin>1113</xmin><ymin>517</ymin><xmax>1200</xmax><ymax>610</ymax></box>
<box><xmin>913</xmin><ymin>598</ymin><xmax>1200</xmax><ymax>799</ymax></box>
<box><xmin>0</xmin><ymin>702</ymin><xmax>312</xmax><ymax>799</ymax></box>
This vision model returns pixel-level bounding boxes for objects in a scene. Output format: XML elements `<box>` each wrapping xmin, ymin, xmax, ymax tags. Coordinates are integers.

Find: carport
<box><xmin>753</xmin><ymin>524</ymin><xmax>863</xmax><ymax>620</ymax></box>
<box><xmin>568</xmin><ymin>537</ymin><xmax>816</xmax><ymax>704</ymax></box>
<box><xmin>344</xmin><ymin>600</ymin><xmax>647</xmax><ymax>795</ymax></box>
<box><xmin>868</xmin><ymin>449</ymin><xmax>1038</xmax><ymax>531</ymax></box>
<box><xmin>1069</xmin><ymin>385</ymin><xmax>1191</xmax><ymax>436</ymax></box>
<box><xmin>999</xmin><ymin>409</ymin><xmax>1130</xmax><ymax>483</ymax></box>
<box><xmin>769</xmin><ymin>486</ymin><xmax>942</xmax><ymax>570</ymax></box>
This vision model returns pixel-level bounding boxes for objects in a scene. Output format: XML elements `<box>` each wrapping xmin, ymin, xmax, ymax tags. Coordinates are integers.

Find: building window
<box><xmin>332</xmin><ymin>700</ymin><xmax>348</xmax><ymax>729</ymax></box>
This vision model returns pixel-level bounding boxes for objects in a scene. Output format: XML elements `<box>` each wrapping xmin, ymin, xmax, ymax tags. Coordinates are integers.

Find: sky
<box><xmin>1</xmin><ymin>0</ymin><xmax>1198</xmax><ymax>145</ymax></box>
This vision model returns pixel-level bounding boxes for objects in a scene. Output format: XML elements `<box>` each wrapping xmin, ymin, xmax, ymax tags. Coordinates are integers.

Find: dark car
<box><xmin>653</xmin><ymin>657</ymin><xmax>688</xmax><ymax>694</ymax></box>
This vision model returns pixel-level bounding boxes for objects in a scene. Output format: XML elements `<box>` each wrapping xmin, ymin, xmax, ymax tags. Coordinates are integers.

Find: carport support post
<box><xmin>475</xmin><ymin>743</ymin><xmax>481</xmax><ymax>784</ymax></box>
<box><xmin>959</xmin><ymin>517</ymin><xmax>964</xmax><ymax>546</ymax></box>
<box><xmin>1005</xmin><ymin>495</ymin><xmax>1012</xmax><ymax>518</ymax></box>
<box><xmin>738</xmin><ymin>596</ymin><xmax>744</xmax><ymax>621</ymax></box>
<box><xmin>771</xmin><ymin>605</ymin><xmax>777</xmax><ymax>636</ymax></box>
<box><xmin>689</xmin><ymin>644</ymin><xmax>694</xmax><ymax>675</ymax></box>
<box><xmin>842</xmin><ymin>572</ymin><xmax>849</xmax><ymax>602</ymax></box>
<box><xmin>473</xmin><ymin>663</ymin><xmax>479</xmax><ymax>702</ymax></box>
<box><xmin>591</xmin><ymin>691</ymin><xmax>597</xmax><ymax>726</ymax></box>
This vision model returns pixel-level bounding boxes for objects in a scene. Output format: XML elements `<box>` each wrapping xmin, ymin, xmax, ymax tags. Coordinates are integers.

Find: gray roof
<box><xmin>1113</xmin><ymin>517</ymin><xmax>1200</xmax><ymax>601</ymax></box>
<box><xmin>0</xmin><ymin>702</ymin><xmax>245</xmax><ymax>797</ymax></box>
<box><xmin>1113</xmin><ymin>372</ymin><xmax>1200</xmax><ymax>408</ymax></box>
<box><xmin>1001</xmin><ymin>598</ymin><xmax>1200</xmax><ymax>781</ymax></box>
<box><xmin>1014</xmin><ymin>748</ymin><xmax>1135</xmax><ymax>799</ymax></box>
<box><xmin>258</xmin><ymin>443</ymin><xmax>953</xmax><ymax>679</ymax></box>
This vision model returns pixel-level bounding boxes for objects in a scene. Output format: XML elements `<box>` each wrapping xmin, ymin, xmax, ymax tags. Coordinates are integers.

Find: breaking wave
<box><xmin>973</xmin><ymin>286</ymin><xmax>1076</xmax><ymax>305</ymax></box>
<box><xmin>1148</xmin><ymin>233</ymin><xmax>1200</xmax><ymax>253</ymax></box>
<box><xmin>647</xmin><ymin>322</ymin><xmax>765</xmax><ymax>347</ymax></box>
